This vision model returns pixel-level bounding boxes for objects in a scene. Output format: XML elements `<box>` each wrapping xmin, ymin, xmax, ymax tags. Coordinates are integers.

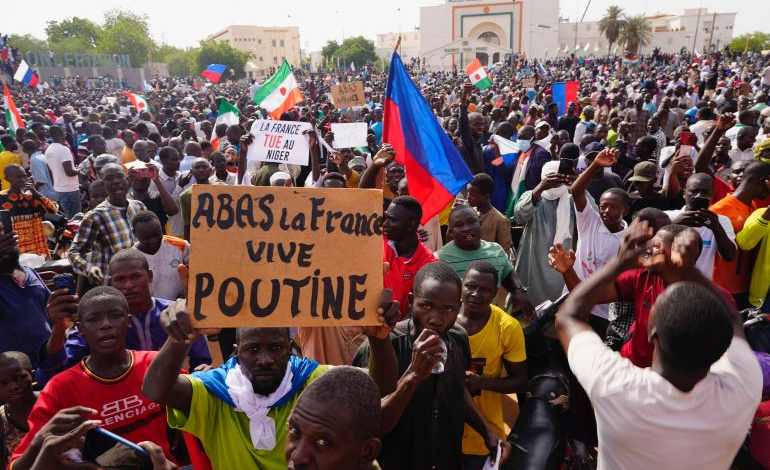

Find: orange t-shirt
<box><xmin>710</xmin><ymin>193</ymin><xmax>755</xmax><ymax>294</ymax></box>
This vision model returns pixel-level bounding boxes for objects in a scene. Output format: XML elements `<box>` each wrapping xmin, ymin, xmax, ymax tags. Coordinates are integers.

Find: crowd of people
<box><xmin>1</xmin><ymin>45</ymin><xmax>770</xmax><ymax>470</ymax></box>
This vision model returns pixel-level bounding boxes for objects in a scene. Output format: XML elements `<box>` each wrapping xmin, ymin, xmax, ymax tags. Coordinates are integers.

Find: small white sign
<box><xmin>331</xmin><ymin>122</ymin><xmax>368</xmax><ymax>149</ymax></box>
<box><xmin>247</xmin><ymin>120</ymin><xmax>312</xmax><ymax>166</ymax></box>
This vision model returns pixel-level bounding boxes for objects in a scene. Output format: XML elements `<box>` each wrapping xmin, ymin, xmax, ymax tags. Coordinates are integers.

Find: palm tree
<box><xmin>620</xmin><ymin>15</ymin><xmax>652</xmax><ymax>56</ymax></box>
<box><xmin>598</xmin><ymin>6</ymin><xmax>625</xmax><ymax>55</ymax></box>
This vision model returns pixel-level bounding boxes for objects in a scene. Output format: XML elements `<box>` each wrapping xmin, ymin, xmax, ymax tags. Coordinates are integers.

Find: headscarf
<box><xmin>755</xmin><ymin>138</ymin><xmax>770</xmax><ymax>163</ymax></box>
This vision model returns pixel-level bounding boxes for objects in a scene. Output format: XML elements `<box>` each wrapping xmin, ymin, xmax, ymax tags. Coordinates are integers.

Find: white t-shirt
<box><xmin>664</xmin><ymin>208</ymin><xmax>736</xmax><ymax>279</ymax></box>
<box><xmin>44</xmin><ymin>142</ymin><xmax>79</xmax><ymax>193</ymax></box>
<box><xmin>568</xmin><ymin>330</ymin><xmax>761</xmax><ymax>470</ymax></box>
<box><xmin>135</xmin><ymin>237</ymin><xmax>189</xmax><ymax>300</ymax></box>
<box><xmin>572</xmin><ymin>202</ymin><xmax>627</xmax><ymax>319</ymax></box>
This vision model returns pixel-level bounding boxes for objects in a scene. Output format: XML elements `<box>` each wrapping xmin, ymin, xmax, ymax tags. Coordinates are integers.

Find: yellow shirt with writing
<box><xmin>462</xmin><ymin>304</ymin><xmax>526</xmax><ymax>455</ymax></box>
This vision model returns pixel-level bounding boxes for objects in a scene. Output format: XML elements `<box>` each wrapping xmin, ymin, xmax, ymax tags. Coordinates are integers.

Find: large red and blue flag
<box><xmin>201</xmin><ymin>64</ymin><xmax>227</xmax><ymax>83</ymax></box>
<box><xmin>551</xmin><ymin>81</ymin><xmax>578</xmax><ymax>116</ymax></box>
<box><xmin>384</xmin><ymin>52</ymin><xmax>472</xmax><ymax>224</ymax></box>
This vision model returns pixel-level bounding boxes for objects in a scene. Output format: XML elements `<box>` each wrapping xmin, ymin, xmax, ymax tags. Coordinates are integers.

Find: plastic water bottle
<box><xmin>432</xmin><ymin>339</ymin><xmax>448</xmax><ymax>374</ymax></box>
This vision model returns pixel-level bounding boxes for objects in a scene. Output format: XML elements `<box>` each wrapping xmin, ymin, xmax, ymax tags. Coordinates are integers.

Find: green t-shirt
<box><xmin>436</xmin><ymin>240</ymin><xmax>513</xmax><ymax>286</ymax></box>
<box><xmin>168</xmin><ymin>366</ymin><xmax>330</xmax><ymax>469</ymax></box>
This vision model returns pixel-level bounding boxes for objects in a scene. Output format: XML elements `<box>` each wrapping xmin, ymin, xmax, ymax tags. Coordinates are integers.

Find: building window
<box><xmin>272</xmin><ymin>39</ymin><xmax>276</xmax><ymax>47</ymax></box>
<box><xmin>259</xmin><ymin>56</ymin><xmax>263</xmax><ymax>62</ymax></box>
<box><xmin>258</xmin><ymin>39</ymin><xmax>262</xmax><ymax>44</ymax></box>
<box><xmin>273</xmin><ymin>57</ymin><xmax>278</xmax><ymax>64</ymax></box>
<box><xmin>280</xmin><ymin>39</ymin><xmax>285</xmax><ymax>47</ymax></box>
<box><xmin>585</xmin><ymin>24</ymin><xmax>591</xmax><ymax>31</ymax></box>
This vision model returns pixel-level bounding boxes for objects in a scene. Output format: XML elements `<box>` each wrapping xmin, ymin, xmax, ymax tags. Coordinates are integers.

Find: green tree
<box><xmin>321</xmin><ymin>40</ymin><xmax>339</xmax><ymax>60</ymax></box>
<box><xmin>334</xmin><ymin>36</ymin><xmax>376</xmax><ymax>68</ymax></box>
<box><xmin>730</xmin><ymin>32</ymin><xmax>770</xmax><ymax>53</ymax></box>
<box><xmin>598</xmin><ymin>6</ymin><xmax>625</xmax><ymax>54</ymax></box>
<box><xmin>196</xmin><ymin>40</ymin><xmax>251</xmax><ymax>80</ymax></box>
<box><xmin>98</xmin><ymin>9</ymin><xmax>153</xmax><ymax>66</ymax></box>
<box><xmin>45</xmin><ymin>17</ymin><xmax>101</xmax><ymax>49</ymax></box>
<box><xmin>619</xmin><ymin>15</ymin><xmax>651</xmax><ymax>55</ymax></box>
<box><xmin>155</xmin><ymin>44</ymin><xmax>199</xmax><ymax>77</ymax></box>
<box><xmin>8</xmin><ymin>34</ymin><xmax>48</xmax><ymax>53</ymax></box>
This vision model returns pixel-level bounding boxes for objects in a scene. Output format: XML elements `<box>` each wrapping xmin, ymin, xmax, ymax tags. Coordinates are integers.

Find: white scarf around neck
<box><xmin>225</xmin><ymin>361</ymin><xmax>294</xmax><ymax>450</ymax></box>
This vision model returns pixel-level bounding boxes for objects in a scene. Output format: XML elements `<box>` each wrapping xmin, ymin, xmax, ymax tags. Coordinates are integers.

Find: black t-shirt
<box><xmin>587</xmin><ymin>172</ymin><xmax>624</xmax><ymax>202</ymax></box>
<box><xmin>138</xmin><ymin>195</ymin><xmax>168</xmax><ymax>234</ymax></box>
<box><xmin>353</xmin><ymin>319</ymin><xmax>471</xmax><ymax>470</ymax></box>
<box><xmin>627</xmin><ymin>190</ymin><xmax>685</xmax><ymax>222</ymax></box>
<box><xmin>557</xmin><ymin>115</ymin><xmax>580</xmax><ymax>140</ymax></box>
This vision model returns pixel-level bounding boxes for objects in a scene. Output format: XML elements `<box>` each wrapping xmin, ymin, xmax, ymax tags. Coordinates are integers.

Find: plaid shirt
<box><xmin>606</xmin><ymin>301</ymin><xmax>635</xmax><ymax>351</ymax></box>
<box><xmin>67</xmin><ymin>199</ymin><xmax>146</xmax><ymax>278</ymax></box>
<box><xmin>624</xmin><ymin>108</ymin><xmax>650</xmax><ymax>143</ymax></box>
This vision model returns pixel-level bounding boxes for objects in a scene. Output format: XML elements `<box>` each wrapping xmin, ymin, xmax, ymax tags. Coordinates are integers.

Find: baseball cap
<box><xmin>583</xmin><ymin>141</ymin><xmax>605</xmax><ymax>160</ymax></box>
<box><xmin>628</xmin><ymin>161</ymin><xmax>658</xmax><ymax>183</ymax></box>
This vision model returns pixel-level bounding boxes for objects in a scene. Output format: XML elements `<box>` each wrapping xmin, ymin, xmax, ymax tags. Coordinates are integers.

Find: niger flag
<box><xmin>252</xmin><ymin>61</ymin><xmax>304</xmax><ymax>119</ymax></box>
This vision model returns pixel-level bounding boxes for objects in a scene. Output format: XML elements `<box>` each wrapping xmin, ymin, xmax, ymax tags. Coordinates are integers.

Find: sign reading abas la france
<box><xmin>247</xmin><ymin>120</ymin><xmax>312</xmax><ymax>166</ymax></box>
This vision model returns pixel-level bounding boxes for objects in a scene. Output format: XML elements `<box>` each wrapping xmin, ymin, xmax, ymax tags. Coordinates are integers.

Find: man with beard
<box><xmin>0</xmin><ymin>228</ymin><xmax>51</xmax><ymax>368</ymax></box>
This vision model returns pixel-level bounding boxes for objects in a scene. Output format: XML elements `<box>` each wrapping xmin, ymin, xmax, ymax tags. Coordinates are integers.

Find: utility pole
<box><xmin>707</xmin><ymin>11</ymin><xmax>717</xmax><ymax>52</ymax></box>
<box><xmin>692</xmin><ymin>4</ymin><xmax>703</xmax><ymax>53</ymax></box>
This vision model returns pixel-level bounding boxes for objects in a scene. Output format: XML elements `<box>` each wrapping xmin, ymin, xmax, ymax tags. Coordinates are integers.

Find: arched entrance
<box><xmin>478</xmin><ymin>31</ymin><xmax>501</xmax><ymax>45</ymax></box>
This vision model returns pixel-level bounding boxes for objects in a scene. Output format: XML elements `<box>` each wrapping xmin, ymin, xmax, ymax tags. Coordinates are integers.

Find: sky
<box><xmin>3</xmin><ymin>0</ymin><xmax>768</xmax><ymax>52</ymax></box>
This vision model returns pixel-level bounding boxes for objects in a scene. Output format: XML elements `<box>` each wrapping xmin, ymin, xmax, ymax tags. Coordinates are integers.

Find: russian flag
<box><xmin>384</xmin><ymin>52</ymin><xmax>472</xmax><ymax>224</ymax></box>
<box><xmin>13</xmin><ymin>60</ymin><xmax>39</xmax><ymax>87</ymax></box>
<box><xmin>551</xmin><ymin>81</ymin><xmax>578</xmax><ymax>116</ymax></box>
<box><xmin>490</xmin><ymin>135</ymin><xmax>520</xmax><ymax>167</ymax></box>
<box><xmin>202</xmin><ymin>64</ymin><xmax>227</xmax><ymax>83</ymax></box>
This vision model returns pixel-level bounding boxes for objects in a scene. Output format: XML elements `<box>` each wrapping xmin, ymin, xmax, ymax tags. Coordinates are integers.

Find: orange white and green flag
<box><xmin>252</xmin><ymin>60</ymin><xmax>304</xmax><ymax>120</ymax></box>
<box><xmin>3</xmin><ymin>84</ymin><xmax>24</xmax><ymax>137</ymax></box>
<box><xmin>466</xmin><ymin>59</ymin><xmax>491</xmax><ymax>91</ymax></box>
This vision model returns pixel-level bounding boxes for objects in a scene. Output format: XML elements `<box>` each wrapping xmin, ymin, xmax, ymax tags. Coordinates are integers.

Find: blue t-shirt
<box><xmin>0</xmin><ymin>267</ymin><xmax>52</xmax><ymax>368</ymax></box>
<box><xmin>30</xmin><ymin>152</ymin><xmax>57</xmax><ymax>200</ymax></box>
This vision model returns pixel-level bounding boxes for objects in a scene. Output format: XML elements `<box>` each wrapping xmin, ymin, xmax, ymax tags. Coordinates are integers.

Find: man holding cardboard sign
<box><xmin>331</xmin><ymin>81</ymin><xmax>366</xmax><ymax>108</ymax></box>
<box><xmin>185</xmin><ymin>185</ymin><xmax>384</xmax><ymax>328</ymax></box>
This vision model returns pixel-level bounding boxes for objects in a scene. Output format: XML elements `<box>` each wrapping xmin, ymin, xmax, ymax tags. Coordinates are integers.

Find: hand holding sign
<box><xmin>246</xmin><ymin>120</ymin><xmax>312</xmax><ymax>166</ymax></box>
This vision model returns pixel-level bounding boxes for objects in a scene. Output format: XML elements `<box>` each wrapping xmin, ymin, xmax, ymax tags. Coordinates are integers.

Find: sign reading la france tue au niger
<box><xmin>187</xmin><ymin>185</ymin><xmax>384</xmax><ymax>328</ymax></box>
<box><xmin>246</xmin><ymin>120</ymin><xmax>312</xmax><ymax>166</ymax></box>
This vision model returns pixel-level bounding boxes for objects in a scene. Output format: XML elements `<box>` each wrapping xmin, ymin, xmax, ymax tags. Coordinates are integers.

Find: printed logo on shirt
<box><xmin>703</xmin><ymin>240</ymin><xmax>712</xmax><ymax>247</ymax></box>
<box><xmin>402</xmin><ymin>271</ymin><xmax>414</xmax><ymax>280</ymax></box>
<box><xmin>101</xmin><ymin>395</ymin><xmax>159</xmax><ymax>426</ymax></box>
<box><xmin>170</xmin><ymin>258</ymin><xmax>182</xmax><ymax>268</ymax></box>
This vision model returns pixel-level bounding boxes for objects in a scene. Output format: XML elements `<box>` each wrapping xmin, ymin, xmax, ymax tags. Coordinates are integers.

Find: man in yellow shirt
<box><xmin>120</xmin><ymin>130</ymin><xmax>137</xmax><ymax>164</ymax></box>
<box><xmin>456</xmin><ymin>260</ymin><xmax>528</xmax><ymax>470</ymax></box>
<box><xmin>0</xmin><ymin>136</ymin><xmax>22</xmax><ymax>190</ymax></box>
<box><xmin>737</xmin><ymin>201</ymin><xmax>770</xmax><ymax>310</ymax></box>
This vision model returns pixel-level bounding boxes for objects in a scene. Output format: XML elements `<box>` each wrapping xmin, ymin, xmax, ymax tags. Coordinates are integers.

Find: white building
<box><xmin>205</xmin><ymin>25</ymin><xmax>301</xmax><ymax>78</ymax></box>
<box><xmin>375</xmin><ymin>31</ymin><xmax>421</xmax><ymax>62</ymax></box>
<box><xmin>557</xmin><ymin>8</ymin><xmax>736</xmax><ymax>57</ymax></box>
<box><xmin>419</xmin><ymin>0</ymin><xmax>560</xmax><ymax>71</ymax></box>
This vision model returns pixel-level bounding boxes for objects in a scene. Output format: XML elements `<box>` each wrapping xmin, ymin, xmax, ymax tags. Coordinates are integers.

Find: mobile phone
<box><xmin>680</xmin><ymin>131</ymin><xmax>695</xmax><ymax>146</ymax></box>
<box><xmin>690</xmin><ymin>195</ymin><xmax>711</xmax><ymax>212</ymax></box>
<box><xmin>52</xmin><ymin>273</ymin><xmax>75</xmax><ymax>294</ymax></box>
<box><xmin>82</xmin><ymin>427</ymin><xmax>152</xmax><ymax>470</ymax></box>
<box><xmin>558</xmin><ymin>158</ymin><xmax>576</xmax><ymax>175</ymax></box>
<box><xmin>135</xmin><ymin>166</ymin><xmax>155</xmax><ymax>180</ymax></box>
<box><xmin>0</xmin><ymin>210</ymin><xmax>11</xmax><ymax>234</ymax></box>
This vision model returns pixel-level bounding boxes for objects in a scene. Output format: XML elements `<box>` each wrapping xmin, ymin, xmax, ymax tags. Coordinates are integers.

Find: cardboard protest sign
<box><xmin>246</xmin><ymin>120</ymin><xmax>312</xmax><ymax>166</ymax></box>
<box><xmin>331</xmin><ymin>122</ymin><xmax>368</xmax><ymax>148</ymax></box>
<box><xmin>521</xmin><ymin>78</ymin><xmax>536</xmax><ymax>88</ymax></box>
<box><xmin>188</xmin><ymin>185</ymin><xmax>384</xmax><ymax>328</ymax></box>
<box><xmin>330</xmin><ymin>81</ymin><xmax>366</xmax><ymax>108</ymax></box>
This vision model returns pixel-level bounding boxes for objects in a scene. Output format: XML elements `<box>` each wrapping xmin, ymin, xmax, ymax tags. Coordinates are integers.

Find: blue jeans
<box><xmin>57</xmin><ymin>190</ymin><xmax>82</xmax><ymax>219</ymax></box>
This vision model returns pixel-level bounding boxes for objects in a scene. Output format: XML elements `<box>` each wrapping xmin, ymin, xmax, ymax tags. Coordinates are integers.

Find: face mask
<box><xmin>517</xmin><ymin>139</ymin><xmax>533</xmax><ymax>152</ymax></box>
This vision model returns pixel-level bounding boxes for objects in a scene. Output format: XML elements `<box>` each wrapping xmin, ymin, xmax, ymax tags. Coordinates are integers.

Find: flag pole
<box><xmin>393</xmin><ymin>36</ymin><xmax>402</xmax><ymax>54</ymax></box>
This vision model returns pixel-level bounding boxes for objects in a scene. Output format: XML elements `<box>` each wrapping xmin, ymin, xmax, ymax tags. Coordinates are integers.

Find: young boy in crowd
<box><xmin>456</xmin><ymin>261</ymin><xmax>527</xmax><ymax>470</ymax></box>
<box><xmin>0</xmin><ymin>352</ymin><xmax>39</xmax><ymax>469</ymax></box>
<box><xmin>568</xmin><ymin>148</ymin><xmax>629</xmax><ymax>334</ymax></box>
<box><xmin>466</xmin><ymin>173</ymin><xmax>513</xmax><ymax>257</ymax></box>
